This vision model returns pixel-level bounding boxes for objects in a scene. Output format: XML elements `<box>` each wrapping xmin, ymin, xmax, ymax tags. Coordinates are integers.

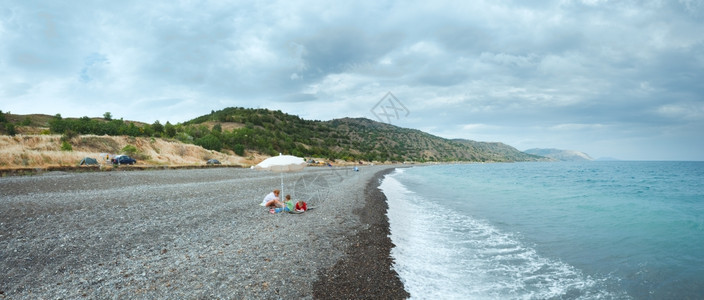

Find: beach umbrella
<box><xmin>254</xmin><ymin>154</ymin><xmax>307</xmax><ymax>202</ymax></box>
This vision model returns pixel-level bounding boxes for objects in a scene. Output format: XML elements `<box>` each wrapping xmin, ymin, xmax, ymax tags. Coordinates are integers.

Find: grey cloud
<box><xmin>283</xmin><ymin>93</ymin><xmax>317</xmax><ymax>103</ymax></box>
<box><xmin>296</xmin><ymin>27</ymin><xmax>404</xmax><ymax>80</ymax></box>
<box><xmin>3</xmin><ymin>6</ymin><xmax>83</xmax><ymax>74</ymax></box>
<box><xmin>2</xmin><ymin>0</ymin><xmax>703</xmax><ymax>160</ymax></box>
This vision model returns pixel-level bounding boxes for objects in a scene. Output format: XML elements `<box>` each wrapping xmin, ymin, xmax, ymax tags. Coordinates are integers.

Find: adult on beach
<box><xmin>261</xmin><ymin>189</ymin><xmax>283</xmax><ymax>208</ymax></box>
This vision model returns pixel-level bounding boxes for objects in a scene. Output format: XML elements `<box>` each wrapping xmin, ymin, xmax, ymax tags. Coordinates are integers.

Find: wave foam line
<box><xmin>382</xmin><ymin>171</ymin><xmax>623</xmax><ymax>299</ymax></box>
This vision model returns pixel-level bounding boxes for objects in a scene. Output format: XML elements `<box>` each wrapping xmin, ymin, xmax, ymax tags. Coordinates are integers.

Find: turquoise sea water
<box><xmin>382</xmin><ymin>162</ymin><xmax>704</xmax><ymax>299</ymax></box>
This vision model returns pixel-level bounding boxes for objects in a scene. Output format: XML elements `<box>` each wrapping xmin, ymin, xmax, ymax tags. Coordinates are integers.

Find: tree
<box><xmin>104</xmin><ymin>119</ymin><xmax>123</xmax><ymax>135</ymax></box>
<box><xmin>164</xmin><ymin>121</ymin><xmax>176</xmax><ymax>138</ymax></box>
<box><xmin>103</xmin><ymin>112</ymin><xmax>112</xmax><ymax>120</ymax></box>
<box><xmin>141</xmin><ymin>124</ymin><xmax>154</xmax><ymax>137</ymax></box>
<box><xmin>212</xmin><ymin>123</ymin><xmax>222</xmax><ymax>133</ymax></box>
<box><xmin>188</xmin><ymin>125</ymin><xmax>210</xmax><ymax>140</ymax></box>
<box><xmin>152</xmin><ymin>120</ymin><xmax>164</xmax><ymax>136</ymax></box>
<box><xmin>5</xmin><ymin>123</ymin><xmax>16</xmax><ymax>136</ymax></box>
<box><xmin>195</xmin><ymin>134</ymin><xmax>222</xmax><ymax>151</ymax></box>
<box><xmin>234</xmin><ymin>144</ymin><xmax>245</xmax><ymax>156</ymax></box>
<box><xmin>49</xmin><ymin>114</ymin><xmax>65</xmax><ymax>133</ymax></box>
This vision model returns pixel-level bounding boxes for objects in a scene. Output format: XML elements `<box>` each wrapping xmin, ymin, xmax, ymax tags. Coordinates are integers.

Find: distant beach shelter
<box><xmin>254</xmin><ymin>154</ymin><xmax>307</xmax><ymax>198</ymax></box>
<box><xmin>99</xmin><ymin>153</ymin><xmax>115</xmax><ymax>165</ymax></box>
<box><xmin>78</xmin><ymin>157</ymin><xmax>98</xmax><ymax>166</ymax></box>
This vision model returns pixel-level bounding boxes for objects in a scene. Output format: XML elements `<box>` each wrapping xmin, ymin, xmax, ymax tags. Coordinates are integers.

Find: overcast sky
<box><xmin>2</xmin><ymin>1</ymin><xmax>703</xmax><ymax>160</ymax></box>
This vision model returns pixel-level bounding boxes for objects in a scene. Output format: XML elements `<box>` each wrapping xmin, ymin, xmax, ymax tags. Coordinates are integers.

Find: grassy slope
<box><xmin>0</xmin><ymin>112</ymin><xmax>253</xmax><ymax>169</ymax></box>
<box><xmin>0</xmin><ymin>135</ymin><xmax>253</xmax><ymax>169</ymax></box>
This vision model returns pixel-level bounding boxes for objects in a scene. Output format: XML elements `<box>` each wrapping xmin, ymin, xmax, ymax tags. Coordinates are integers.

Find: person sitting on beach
<box><xmin>261</xmin><ymin>189</ymin><xmax>283</xmax><ymax>208</ymax></box>
<box><xmin>283</xmin><ymin>195</ymin><xmax>295</xmax><ymax>212</ymax></box>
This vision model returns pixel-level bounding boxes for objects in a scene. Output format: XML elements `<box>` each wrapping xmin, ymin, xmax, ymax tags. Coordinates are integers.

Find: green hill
<box><xmin>182</xmin><ymin>107</ymin><xmax>543</xmax><ymax>162</ymax></box>
<box><xmin>1</xmin><ymin>107</ymin><xmax>545</xmax><ymax>163</ymax></box>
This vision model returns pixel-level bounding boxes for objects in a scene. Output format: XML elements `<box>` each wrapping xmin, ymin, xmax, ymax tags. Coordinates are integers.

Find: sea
<box><xmin>381</xmin><ymin>161</ymin><xmax>704</xmax><ymax>299</ymax></box>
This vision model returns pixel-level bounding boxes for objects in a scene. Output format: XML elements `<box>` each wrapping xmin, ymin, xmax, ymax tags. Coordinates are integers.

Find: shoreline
<box><xmin>313</xmin><ymin>168</ymin><xmax>409</xmax><ymax>299</ymax></box>
<box><xmin>0</xmin><ymin>165</ymin><xmax>407</xmax><ymax>298</ymax></box>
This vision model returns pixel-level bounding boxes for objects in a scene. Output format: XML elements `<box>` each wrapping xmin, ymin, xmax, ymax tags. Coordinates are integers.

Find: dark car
<box><xmin>206</xmin><ymin>159</ymin><xmax>221</xmax><ymax>165</ymax></box>
<box><xmin>112</xmin><ymin>155</ymin><xmax>136</xmax><ymax>165</ymax></box>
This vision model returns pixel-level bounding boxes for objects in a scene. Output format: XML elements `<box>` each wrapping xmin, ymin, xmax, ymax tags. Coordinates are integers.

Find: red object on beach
<box><xmin>295</xmin><ymin>201</ymin><xmax>307</xmax><ymax>211</ymax></box>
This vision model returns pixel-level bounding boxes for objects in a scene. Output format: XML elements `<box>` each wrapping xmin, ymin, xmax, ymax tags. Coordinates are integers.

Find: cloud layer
<box><xmin>2</xmin><ymin>0</ymin><xmax>703</xmax><ymax>160</ymax></box>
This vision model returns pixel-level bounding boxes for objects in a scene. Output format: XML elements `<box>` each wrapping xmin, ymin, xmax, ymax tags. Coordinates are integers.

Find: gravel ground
<box><xmin>313</xmin><ymin>168</ymin><xmax>409</xmax><ymax>299</ymax></box>
<box><xmin>0</xmin><ymin>165</ymin><xmax>407</xmax><ymax>299</ymax></box>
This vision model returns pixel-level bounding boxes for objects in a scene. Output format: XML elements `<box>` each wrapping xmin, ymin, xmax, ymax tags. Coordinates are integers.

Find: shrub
<box><xmin>121</xmin><ymin>144</ymin><xmax>138</xmax><ymax>156</ymax></box>
<box><xmin>5</xmin><ymin>123</ymin><xmax>16</xmax><ymax>136</ymax></box>
<box><xmin>175</xmin><ymin>132</ymin><xmax>193</xmax><ymax>143</ymax></box>
<box><xmin>234</xmin><ymin>144</ymin><xmax>245</xmax><ymax>156</ymax></box>
<box><xmin>61</xmin><ymin>141</ymin><xmax>72</xmax><ymax>151</ymax></box>
<box><xmin>212</xmin><ymin>123</ymin><xmax>222</xmax><ymax>133</ymax></box>
<box><xmin>60</xmin><ymin>129</ymin><xmax>78</xmax><ymax>143</ymax></box>
<box><xmin>195</xmin><ymin>134</ymin><xmax>222</xmax><ymax>152</ymax></box>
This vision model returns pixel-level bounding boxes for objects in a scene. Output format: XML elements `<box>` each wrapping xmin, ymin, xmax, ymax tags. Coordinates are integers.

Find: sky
<box><xmin>1</xmin><ymin>0</ymin><xmax>703</xmax><ymax>160</ymax></box>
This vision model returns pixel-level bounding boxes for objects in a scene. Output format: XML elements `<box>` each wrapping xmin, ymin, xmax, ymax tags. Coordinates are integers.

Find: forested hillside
<box><xmin>182</xmin><ymin>107</ymin><xmax>543</xmax><ymax>162</ymax></box>
<box><xmin>1</xmin><ymin>108</ymin><xmax>544</xmax><ymax>163</ymax></box>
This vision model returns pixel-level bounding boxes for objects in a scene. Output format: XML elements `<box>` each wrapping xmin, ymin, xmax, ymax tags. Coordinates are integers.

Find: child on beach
<box><xmin>295</xmin><ymin>200</ymin><xmax>307</xmax><ymax>212</ymax></box>
<box><xmin>266</xmin><ymin>193</ymin><xmax>307</xmax><ymax>214</ymax></box>
<box><xmin>273</xmin><ymin>195</ymin><xmax>296</xmax><ymax>213</ymax></box>
<box><xmin>282</xmin><ymin>195</ymin><xmax>294</xmax><ymax>212</ymax></box>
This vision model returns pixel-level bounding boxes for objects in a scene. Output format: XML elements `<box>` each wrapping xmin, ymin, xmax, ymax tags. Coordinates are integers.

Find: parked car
<box><xmin>112</xmin><ymin>155</ymin><xmax>136</xmax><ymax>165</ymax></box>
<box><xmin>206</xmin><ymin>159</ymin><xmax>221</xmax><ymax>165</ymax></box>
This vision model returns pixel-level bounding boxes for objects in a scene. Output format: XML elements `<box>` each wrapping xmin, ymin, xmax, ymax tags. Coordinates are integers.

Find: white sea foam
<box><xmin>382</xmin><ymin>170</ymin><xmax>618</xmax><ymax>299</ymax></box>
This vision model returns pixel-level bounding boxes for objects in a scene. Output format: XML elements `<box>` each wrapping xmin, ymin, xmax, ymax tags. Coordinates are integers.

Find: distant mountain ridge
<box><xmin>187</xmin><ymin>108</ymin><xmax>546</xmax><ymax>162</ymax></box>
<box><xmin>524</xmin><ymin>148</ymin><xmax>594</xmax><ymax>161</ymax></box>
<box><xmin>326</xmin><ymin>117</ymin><xmax>544</xmax><ymax>162</ymax></box>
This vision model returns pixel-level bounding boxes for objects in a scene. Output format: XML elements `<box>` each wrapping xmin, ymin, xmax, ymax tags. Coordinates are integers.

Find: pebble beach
<box><xmin>0</xmin><ymin>165</ymin><xmax>408</xmax><ymax>299</ymax></box>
